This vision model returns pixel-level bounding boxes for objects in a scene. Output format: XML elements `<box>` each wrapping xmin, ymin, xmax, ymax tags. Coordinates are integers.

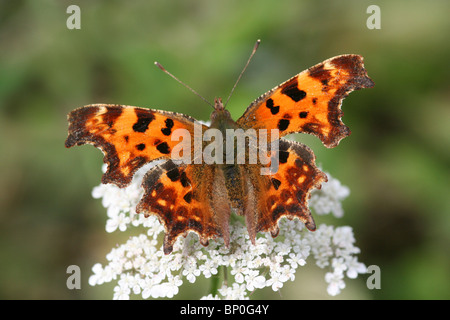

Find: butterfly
<box><xmin>65</xmin><ymin>41</ymin><xmax>374</xmax><ymax>254</ymax></box>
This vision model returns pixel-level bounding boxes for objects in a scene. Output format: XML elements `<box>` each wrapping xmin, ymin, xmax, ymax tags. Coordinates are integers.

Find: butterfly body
<box><xmin>66</xmin><ymin>54</ymin><xmax>374</xmax><ymax>254</ymax></box>
<box><xmin>207</xmin><ymin>97</ymin><xmax>249</xmax><ymax>213</ymax></box>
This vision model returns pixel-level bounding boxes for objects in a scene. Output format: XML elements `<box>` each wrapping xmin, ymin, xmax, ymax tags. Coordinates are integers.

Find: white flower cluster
<box><xmin>89</xmin><ymin>164</ymin><xmax>366</xmax><ymax>299</ymax></box>
<box><xmin>309</xmin><ymin>172</ymin><xmax>350</xmax><ymax>218</ymax></box>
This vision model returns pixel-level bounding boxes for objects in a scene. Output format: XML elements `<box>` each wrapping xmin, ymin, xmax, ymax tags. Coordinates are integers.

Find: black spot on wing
<box><xmin>166</xmin><ymin>167</ymin><xmax>180</xmax><ymax>182</ymax></box>
<box><xmin>279</xmin><ymin>151</ymin><xmax>289</xmax><ymax>164</ymax></box>
<box><xmin>281</xmin><ymin>77</ymin><xmax>306</xmax><ymax>102</ymax></box>
<box><xmin>272</xmin><ymin>205</ymin><xmax>285</xmax><ymax>218</ymax></box>
<box><xmin>156</xmin><ymin>142</ymin><xmax>170</xmax><ymax>154</ymax></box>
<box><xmin>161</xmin><ymin>118</ymin><xmax>175</xmax><ymax>136</ymax></box>
<box><xmin>136</xmin><ymin>143</ymin><xmax>146</xmax><ymax>151</ymax></box>
<box><xmin>277</xmin><ymin>119</ymin><xmax>290</xmax><ymax>131</ymax></box>
<box><xmin>183</xmin><ymin>191</ymin><xmax>193</xmax><ymax>204</ymax></box>
<box><xmin>278</xmin><ymin>140</ymin><xmax>290</xmax><ymax>164</ymax></box>
<box><xmin>133</xmin><ymin>109</ymin><xmax>155</xmax><ymax>132</ymax></box>
<box><xmin>271</xmin><ymin>178</ymin><xmax>281</xmax><ymax>190</ymax></box>
<box><xmin>266</xmin><ymin>98</ymin><xmax>280</xmax><ymax>115</ymax></box>
<box><xmin>103</xmin><ymin>106</ymin><xmax>123</xmax><ymax>128</ymax></box>
<box><xmin>180</xmin><ymin>171</ymin><xmax>191</xmax><ymax>188</ymax></box>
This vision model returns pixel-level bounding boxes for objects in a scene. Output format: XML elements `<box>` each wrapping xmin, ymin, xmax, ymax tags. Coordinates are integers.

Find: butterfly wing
<box><xmin>243</xmin><ymin>140</ymin><xmax>327</xmax><ymax>242</ymax></box>
<box><xmin>66</xmin><ymin>104</ymin><xmax>230</xmax><ymax>254</ymax></box>
<box><xmin>137</xmin><ymin>160</ymin><xmax>231</xmax><ymax>254</ymax></box>
<box><xmin>237</xmin><ymin>55</ymin><xmax>374</xmax><ymax>148</ymax></box>
<box><xmin>239</xmin><ymin>55</ymin><xmax>373</xmax><ymax>239</ymax></box>
<box><xmin>65</xmin><ymin>104</ymin><xmax>205</xmax><ymax>188</ymax></box>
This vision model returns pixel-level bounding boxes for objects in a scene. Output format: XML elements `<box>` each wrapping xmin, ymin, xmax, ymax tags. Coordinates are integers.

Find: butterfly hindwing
<box><xmin>237</xmin><ymin>55</ymin><xmax>374</xmax><ymax>148</ymax></box>
<box><xmin>244</xmin><ymin>139</ymin><xmax>327</xmax><ymax>242</ymax></box>
<box><xmin>137</xmin><ymin>160</ymin><xmax>231</xmax><ymax>254</ymax></box>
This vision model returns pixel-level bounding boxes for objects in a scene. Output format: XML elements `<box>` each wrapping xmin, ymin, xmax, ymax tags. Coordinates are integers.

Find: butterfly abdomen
<box><xmin>220</xmin><ymin>163</ymin><xmax>246</xmax><ymax>211</ymax></box>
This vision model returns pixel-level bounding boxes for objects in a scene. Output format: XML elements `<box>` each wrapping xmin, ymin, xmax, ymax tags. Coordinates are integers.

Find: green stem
<box><xmin>209</xmin><ymin>266</ymin><xmax>222</xmax><ymax>296</ymax></box>
<box><xmin>209</xmin><ymin>265</ymin><xmax>229</xmax><ymax>296</ymax></box>
<box><xmin>223</xmin><ymin>266</ymin><xmax>228</xmax><ymax>287</ymax></box>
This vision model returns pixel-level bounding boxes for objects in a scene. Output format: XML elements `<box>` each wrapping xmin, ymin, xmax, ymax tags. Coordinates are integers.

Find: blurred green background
<box><xmin>0</xmin><ymin>0</ymin><xmax>449</xmax><ymax>299</ymax></box>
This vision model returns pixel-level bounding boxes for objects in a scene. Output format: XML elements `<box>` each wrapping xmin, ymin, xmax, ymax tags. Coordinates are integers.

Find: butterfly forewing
<box><xmin>237</xmin><ymin>55</ymin><xmax>374</xmax><ymax>148</ymax></box>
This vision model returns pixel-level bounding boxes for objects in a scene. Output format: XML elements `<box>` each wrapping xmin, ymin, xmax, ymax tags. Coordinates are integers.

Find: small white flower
<box><xmin>287</xmin><ymin>252</ymin><xmax>306</xmax><ymax>269</ymax></box>
<box><xmin>293</xmin><ymin>238</ymin><xmax>311</xmax><ymax>259</ymax></box>
<box><xmin>274</xmin><ymin>241</ymin><xmax>291</xmax><ymax>256</ymax></box>
<box><xmin>113</xmin><ymin>283</ymin><xmax>131</xmax><ymax>300</ymax></box>
<box><xmin>280</xmin><ymin>264</ymin><xmax>295</xmax><ymax>282</ymax></box>
<box><xmin>267</xmin><ymin>271</ymin><xmax>284</xmax><ymax>291</ymax></box>
<box><xmin>310</xmin><ymin>172</ymin><xmax>350</xmax><ymax>218</ymax></box>
<box><xmin>163</xmin><ymin>276</ymin><xmax>183</xmax><ymax>298</ymax></box>
<box><xmin>331</xmin><ymin>257</ymin><xmax>348</xmax><ymax>275</ymax></box>
<box><xmin>333</xmin><ymin>226</ymin><xmax>355</xmax><ymax>247</ymax></box>
<box><xmin>231</xmin><ymin>263</ymin><xmax>248</xmax><ymax>283</ymax></box>
<box><xmin>106</xmin><ymin>212</ymin><xmax>130</xmax><ymax>232</ymax></box>
<box><xmin>88</xmin><ymin>263</ymin><xmax>105</xmax><ymax>286</ymax></box>
<box><xmin>345</xmin><ymin>256</ymin><xmax>367</xmax><ymax>279</ymax></box>
<box><xmin>199</xmin><ymin>259</ymin><xmax>218</xmax><ymax>278</ymax></box>
<box><xmin>218</xmin><ymin>283</ymin><xmax>248</xmax><ymax>300</ymax></box>
<box><xmin>325</xmin><ymin>271</ymin><xmax>346</xmax><ymax>296</ymax></box>
<box><xmin>244</xmin><ymin>270</ymin><xmax>266</xmax><ymax>292</ymax></box>
<box><xmin>182</xmin><ymin>259</ymin><xmax>201</xmax><ymax>283</ymax></box>
<box><xmin>117</xmin><ymin>274</ymin><xmax>141</xmax><ymax>295</ymax></box>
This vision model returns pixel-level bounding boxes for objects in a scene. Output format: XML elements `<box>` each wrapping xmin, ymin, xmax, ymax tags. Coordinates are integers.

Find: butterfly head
<box><xmin>210</xmin><ymin>97</ymin><xmax>235</xmax><ymax>129</ymax></box>
<box><xmin>214</xmin><ymin>97</ymin><xmax>225</xmax><ymax>111</ymax></box>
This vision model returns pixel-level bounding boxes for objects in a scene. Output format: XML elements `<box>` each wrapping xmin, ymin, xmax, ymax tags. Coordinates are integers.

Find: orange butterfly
<box><xmin>65</xmin><ymin>41</ymin><xmax>374</xmax><ymax>254</ymax></box>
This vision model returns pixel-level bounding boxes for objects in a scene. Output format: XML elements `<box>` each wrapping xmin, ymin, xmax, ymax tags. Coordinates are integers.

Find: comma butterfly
<box><xmin>65</xmin><ymin>41</ymin><xmax>374</xmax><ymax>254</ymax></box>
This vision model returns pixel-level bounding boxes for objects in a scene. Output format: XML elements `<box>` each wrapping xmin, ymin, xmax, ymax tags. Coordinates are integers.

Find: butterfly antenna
<box><xmin>154</xmin><ymin>61</ymin><xmax>214</xmax><ymax>108</ymax></box>
<box><xmin>224</xmin><ymin>39</ymin><xmax>261</xmax><ymax>108</ymax></box>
